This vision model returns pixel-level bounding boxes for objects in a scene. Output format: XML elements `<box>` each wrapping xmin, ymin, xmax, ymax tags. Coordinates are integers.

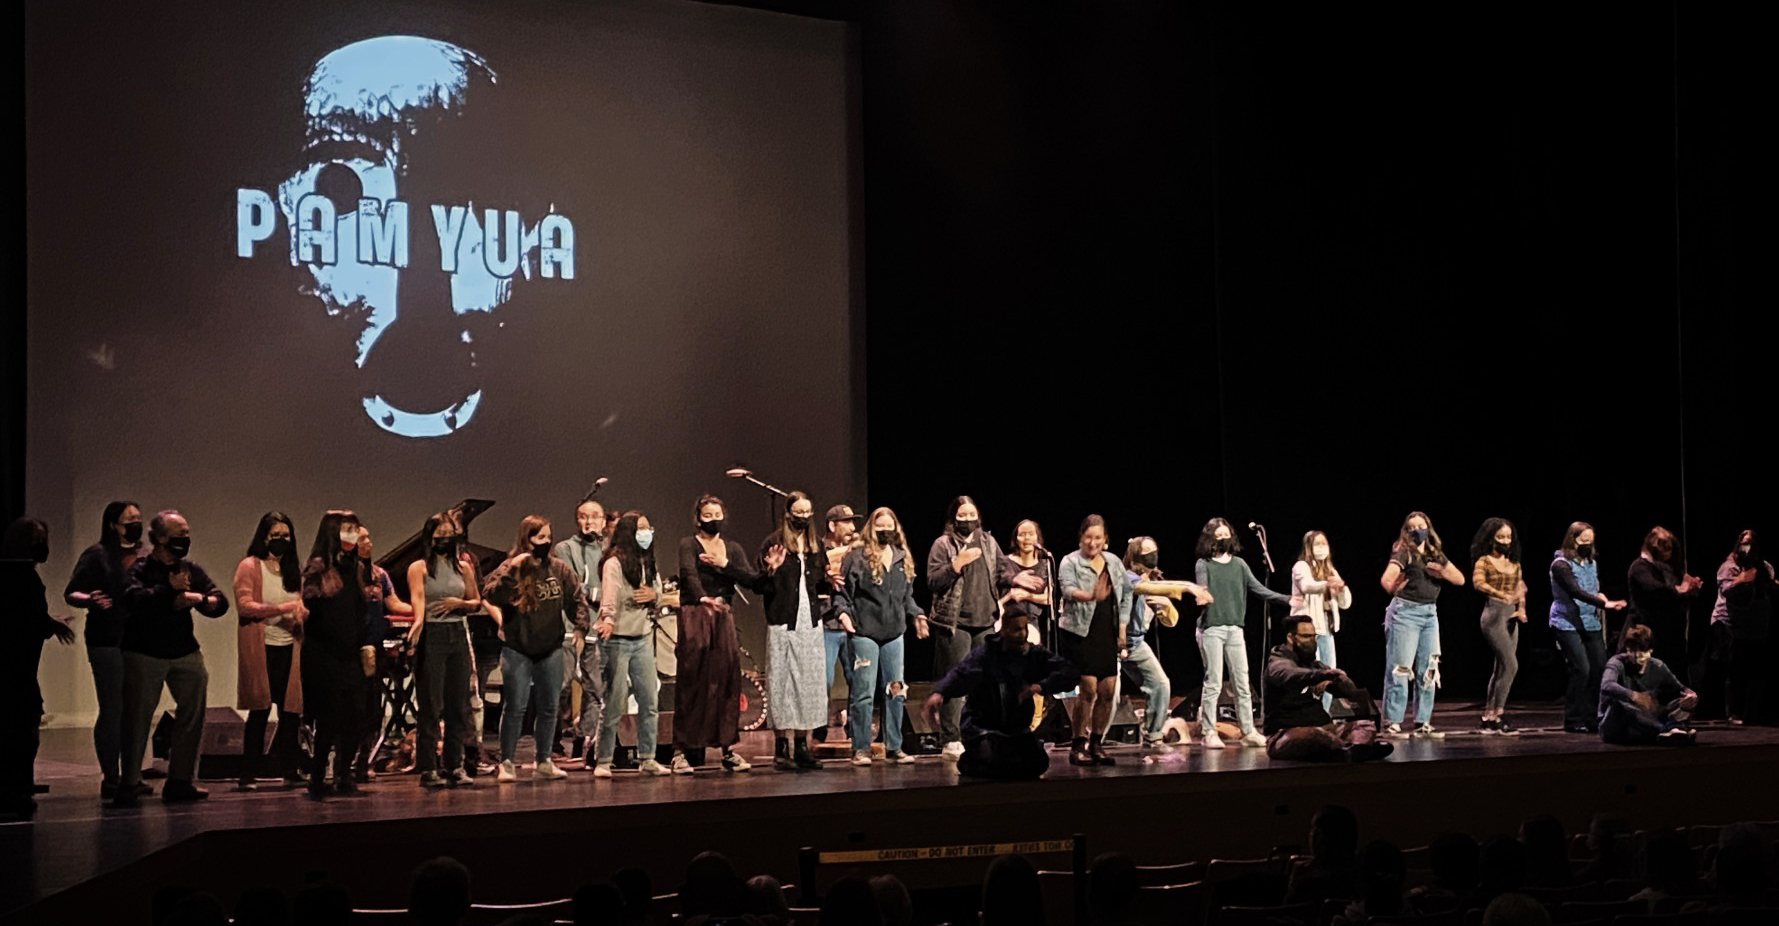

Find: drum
<box><xmin>739</xmin><ymin>669</ymin><xmax>769</xmax><ymax>731</ymax></box>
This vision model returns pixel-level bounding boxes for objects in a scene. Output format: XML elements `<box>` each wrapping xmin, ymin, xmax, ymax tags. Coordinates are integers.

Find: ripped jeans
<box><xmin>846</xmin><ymin>635</ymin><xmax>906</xmax><ymax>755</ymax></box>
<box><xmin>1382</xmin><ymin>598</ymin><xmax>1440</xmax><ymax>727</ymax></box>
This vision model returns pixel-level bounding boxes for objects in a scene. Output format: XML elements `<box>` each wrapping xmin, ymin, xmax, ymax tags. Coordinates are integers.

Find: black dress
<box><xmin>1059</xmin><ymin>578</ymin><xmax>1120</xmax><ymax>678</ymax></box>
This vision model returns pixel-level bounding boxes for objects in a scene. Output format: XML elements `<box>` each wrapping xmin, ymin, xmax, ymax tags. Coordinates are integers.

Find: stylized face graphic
<box><xmin>278</xmin><ymin>36</ymin><xmax>519</xmax><ymax>438</ymax></box>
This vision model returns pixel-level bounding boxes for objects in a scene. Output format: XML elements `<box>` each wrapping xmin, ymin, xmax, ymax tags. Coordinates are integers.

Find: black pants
<box><xmin>957</xmin><ymin>729</ymin><xmax>1050</xmax><ymax>780</ymax></box>
<box><xmin>1555</xmin><ymin>629</ymin><xmax>1606</xmax><ymax>730</ymax></box>
<box><xmin>417</xmin><ymin>623</ymin><xmax>473</xmax><ymax>774</ymax></box>
<box><xmin>302</xmin><ymin>653</ymin><xmax>363</xmax><ymax>785</ymax></box>
<box><xmin>243</xmin><ymin>644</ymin><xmax>303</xmax><ymax>779</ymax></box>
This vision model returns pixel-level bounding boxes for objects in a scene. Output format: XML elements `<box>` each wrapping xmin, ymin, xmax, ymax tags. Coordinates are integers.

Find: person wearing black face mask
<box><xmin>1263</xmin><ymin>616</ymin><xmax>1391</xmax><ymax>764</ymax></box>
<box><xmin>1469</xmin><ymin>518</ymin><xmax>1527</xmax><ymax>735</ymax></box>
<box><xmin>298</xmin><ymin>510</ymin><xmax>383</xmax><ymax>799</ymax></box>
<box><xmin>1377</xmin><ymin>512</ymin><xmax>1465</xmax><ymax>740</ymax></box>
<box><xmin>117</xmin><ymin>510</ymin><xmax>230</xmax><ymax>806</ymax></box>
<box><xmin>926</xmin><ymin>495</ymin><xmax>1005</xmax><ymax>761</ymax></box>
<box><xmin>833</xmin><ymin>507</ymin><xmax>927</xmax><ymax>765</ymax></box>
<box><xmin>673</xmin><ymin>495</ymin><xmax>761</xmax><ymax>773</ymax></box>
<box><xmin>2</xmin><ymin>517</ymin><xmax>77</xmax><ymax>818</ymax></box>
<box><xmin>64</xmin><ymin>500</ymin><xmax>146</xmax><ymax>798</ymax></box>
<box><xmin>232</xmin><ymin>512</ymin><xmax>308</xmax><ymax>790</ymax></box>
<box><xmin>754</xmin><ymin>491</ymin><xmax>832</xmax><ymax>770</ymax></box>
<box><xmin>1549</xmin><ymin>522</ymin><xmax>1627</xmax><ymax>733</ymax></box>
<box><xmin>482</xmin><ymin>515</ymin><xmax>589</xmax><ymax>782</ymax></box>
<box><xmin>1713</xmin><ymin>530</ymin><xmax>1776</xmax><ymax>724</ymax></box>
<box><xmin>405</xmin><ymin>511</ymin><xmax>488</xmax><ymax>789</ymax></box>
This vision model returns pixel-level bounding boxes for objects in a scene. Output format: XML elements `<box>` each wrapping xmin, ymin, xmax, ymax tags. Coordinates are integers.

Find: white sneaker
<box><xmin>1383</xmin><ymin>723</ymin><xmax>1407</xmax><ymax>739</ymax></box>
<box><xmin>721</xmin><ymin>751</ymin><xmax>751</xmax><ymax>772</ymax></box>
<box><xmin>1202</xmin><ymin>732</ymin><xmax>1226</xmax><ymax>749</ymax></box>
<box><xmin>496</xmin><ymin>760</ymin><xmax>518</xmax><ymax>783</ymax></box>
<box><xmin>1240</xmin><ymin>732</ymin><xmax>1267</xmax><ymax>748</ymax></box>
<box><xmin>592</xmin><ymin>763</ymin><xmax>613</xmax><ymax>779</ymax></box>
<box><xmin>1412</xmin><ymin>724</ymin><xmax>1445</xmax><ymax>740</ymax></box>
<box><xmin>851</xmin><ymin>752</ymin><xmax>873</xmax><ymax>766</ymax></box>
<box><xmin>941</xmin><ymin>741</ymin><xmax>964</xmax><ymax>761</ymax></box>
<box><xmin>535</xmin><ymin>759</ymin><xmax>567</xmax><ymax>780</ymax></box>
<box><xmin>638</xmin><ymin>759</ymin><xmax>671</xmax><ymax>776</ymax></box>
<box><xmin>670</xmin><ymin>755</ymin><xmax>696</xmax><ymax>776</ymax></box>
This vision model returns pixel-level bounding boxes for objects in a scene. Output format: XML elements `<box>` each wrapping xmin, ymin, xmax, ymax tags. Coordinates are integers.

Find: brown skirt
<box><xmin>673</xmin><ymin>602</ymin><xmax>742</xmax><ymax>750</ymax></box>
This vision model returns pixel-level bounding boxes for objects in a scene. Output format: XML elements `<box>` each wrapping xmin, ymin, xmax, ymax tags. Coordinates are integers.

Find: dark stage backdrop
<box><xmin>24</xmin><ymin>0</ymin><xmax>862</xmax><ymax>719</ymax></box>
<box><xmin>858</xmin><ymin>4</ymin><xmax>1774</xmax><ymax>709</ymax></box>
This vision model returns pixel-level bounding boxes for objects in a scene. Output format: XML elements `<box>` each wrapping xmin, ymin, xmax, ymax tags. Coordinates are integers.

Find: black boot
<box><xmin>774</xmin><ymin>737</ymin><xmax>797</xmax><ymax>771</ymax></box>
<box><xmin>794</xmin><ymin>738</ymin><xmax>822</xmax><ymax>770</ymax></box>
<box><xmin>1069</xmin><ymin>736</ymin><xmax>1095</xmax><ymax>767</ymax></box>
<box><xmin>1088</xmin><ymin>733</ymin><xmax>1116</xmax><ymax>766</ymax></box>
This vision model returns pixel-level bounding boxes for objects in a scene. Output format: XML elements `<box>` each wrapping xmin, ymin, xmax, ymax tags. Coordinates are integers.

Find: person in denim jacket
<box><xmin>1056</xmin><ymin>514</ymin><xmax>1132</xmax><ymax>767</ymax></box>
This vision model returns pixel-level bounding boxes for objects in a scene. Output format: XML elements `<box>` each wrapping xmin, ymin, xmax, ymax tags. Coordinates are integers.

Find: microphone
<box><xmin>1248</xmin><ymin>521</ymin><xmax>1263</xmax><ymax>532</ymax></box>
<box><xmin>583</xmin><ymin>476</ymin><xmax>609</xmax><ymax>501</ymax></box>
<box><xmin>725</xmin><ymin>467</ymin><xmax>751</xmax><ymax>479</ymax></box>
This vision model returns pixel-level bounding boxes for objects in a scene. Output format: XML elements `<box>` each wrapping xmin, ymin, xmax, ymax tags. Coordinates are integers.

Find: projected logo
<box><xmin>235</xmin><ymin>36</ymin><xmax>575</xmax><ymax>438</ymax></box>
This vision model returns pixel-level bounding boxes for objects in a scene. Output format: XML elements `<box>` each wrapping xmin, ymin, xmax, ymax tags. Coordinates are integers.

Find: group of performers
<box><xmin>2</xmin><ymin>491</ymin><xmax>1773</xmax><ymax>815</ymax></box>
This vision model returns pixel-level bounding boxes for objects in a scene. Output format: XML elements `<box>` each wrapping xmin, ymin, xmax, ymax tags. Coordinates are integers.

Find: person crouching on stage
<box><xmin>406</xmin><ymin>511</ymin><xmax>487</xmax><ymax>789</ymax></box>
<box><xmin>116</xmin><ymin>510</ymin><xmax>229</xmax><ymax>806</ymax></box>
<box><xmin>1290</xmin><ymin>531</ymin><xmax>1351</xmax><ymax>714</ymax></box>
<box><xmin>1265</xmin><ymin>615</ymin><xmax>1392</xmax><ymax>763</ymax></box>
<box><xmin>1599</xmin><ymin>625</ymin><xmax>1698</xmax><ymax>746</ymax></box>
<box><xmin>353</xmin><ymin>525</ymin><xmax>409</xmax><ymax>783</ymax></box>
<box><xmin>593</xmin><ymin>511</ymin><xmax>676</xmax><ymax>777</ymax></box>
<box><xmin>232</xmin><ymin>511</ymin><xmax>307</xmax><ymax>791</ymax></box>
<box><xmin>756</xmin><ymin>492</ymin><xmax>832</xmax><ymax>771</ymax></box>
<box><xmin>1120</xmin><ymin>536</ymin><xmax>1208</xmax><ymax>754</ymax></box>
<box><xmin>553</xmin><ymin>498</ymin><xmax>607</xmax><ymax>763</ymax></box>
<box><xmin>299</xmin><ymin>511</ymin><xmax>383</xmax><ymax>799</ymax></box>
<box><xmin>485</xmin><ymin>515</ymin><xmax>589</xmax><ymax>783</ymax></box>
<box><xmin>921</xmin><ymin>612</ymin><xmax>1080</xmax><ymax>780</ymax></box>
<box><xmin>1056</xmin><ymin>515</ymin><xmax>1132</xmax><ymax>767</ymax></box>
<box><xmin>835</xmin><ymin>507</ymin><xmax>927</xmax><ymax>766</ymax></box>
<box><xmin>674</xmin><ymin>495</ymin><xmax>760</xmax><ymax>774</ymax></box>
<box><xmin>1195</xmin><ymin>518</ymin><xmax>1290</xmax><ymax>749</ymax></box>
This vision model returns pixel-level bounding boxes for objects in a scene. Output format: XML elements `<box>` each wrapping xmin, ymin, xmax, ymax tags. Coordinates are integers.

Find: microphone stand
<box><xmin>725</xmin><ymin>467</ymin><xmax>790</xmax><ymax>547</ymax></box>
<box><xmin>1251</xmin><ymin>523</ymin><xmax>1275</xmax><ymax>730</ymax></box>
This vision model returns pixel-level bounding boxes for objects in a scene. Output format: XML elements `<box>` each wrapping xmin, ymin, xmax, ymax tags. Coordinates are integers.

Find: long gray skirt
<box><xmin>767</xmin><ymin>620</ymin><xmax>830</xmax><ymax>731</ymax></box>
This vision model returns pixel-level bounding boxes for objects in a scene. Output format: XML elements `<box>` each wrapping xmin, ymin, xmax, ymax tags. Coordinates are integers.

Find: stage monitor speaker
<box><xmin>195</xmin><ymin>707</ymin><xmax>256</xmax><ymax>780</ymax></box>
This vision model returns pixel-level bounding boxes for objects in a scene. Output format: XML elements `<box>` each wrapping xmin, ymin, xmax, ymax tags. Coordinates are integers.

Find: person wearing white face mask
<box><xmin>592</xmin><ymin>510</ymin><xmax>677</xmax><ymax>777</ymax></box>
<box><xmin>1598</xmin><ymin>624</ymin><xmax>1697</xmax><ymax>746</ymax></box>
<box><xmin>1290</xmin><ymin>531</ymin><xmax>1351</xmax><ymax>714</ymax></box>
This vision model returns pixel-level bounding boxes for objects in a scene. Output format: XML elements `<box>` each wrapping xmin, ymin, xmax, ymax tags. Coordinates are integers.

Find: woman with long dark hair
<box><xmin>232</xmin><ymin>511</ymin><xmax>307</xmax><ymax>790</ymax></box>
<box><xmin>2</xmin><ymin>518</ymin><xmax>76</xmax><ymax>818</ymax></box>
<box><xmin>1057</xmin><ymin>514</ymin><xmax>1134</xmax><ymax>765</ymax></box>
<box><xmin>592</xmin><ymin>510</ymin><xmax>676</xmax><ymax>777</ymax></box>
<box><xmin>1625</xmin><ymin>527</ymin><xmax>1703</xmax><ymax>667</ymax></box>
<box><xmin>299</xmin><ymin>511</ymin><xmax>378</xmax><ymax>798</ymax></box>
<box><xmin>757</xmin><ymin>491</ymin><xmax>832</xmax><ymax>771</ymax></box>
<box><xmin>1193</xmin><ymin>517</ymin><xmax>1288</xmax><ymax>749</ymax></box>
<box><xmin>1378</xmin><ymin>511</ymin><xmax>1466</xmax><ymax>739</ymax></box>
<box><xmin>1715</xmin><ymin>530</ymin><xmax>1776</xmax><ymax>724</ymax></box>
<box><xmin>674</xmin><ymin>495</ymin><xmax>760</xmax><ymax>774</ymax></box>
<box><xmin>835</xmin><ymin>506</ymin><xmax>926</xmax><ymax>766</ymax></box>
<box><xmin>62</xmin><ymin>500</ymin><xmax>144</xmax><ymax>799</ymax></box>
<box><xmin>1469</xmin><ymin>518</ymin><xmax>1526</xmax><ymax>734</ymax></box>
<box><xmin>1549</xmin><ymin>521</ymin><xmax>1627</xmax><ymax>734</ymax></box>
<box><xmin>925</xmin><ymin>495</ymin><xmax>1005</xmax><ymax>761</ymax></box>
<box><xmin>405</xmin><ymin>510</ymin><xmax>487</xmax><ymax>789</ymax></box>
<box><xmin>484</xmin><ymin>515</ymin><xmax>588</xmax><ymax>782</ymax></box>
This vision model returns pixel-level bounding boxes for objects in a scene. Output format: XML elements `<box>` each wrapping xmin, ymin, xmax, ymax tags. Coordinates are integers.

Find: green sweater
<box><xmin>1195</xmin><ymin>556</ymin><xmax>1291</xmax><ymax>628</ymax></box>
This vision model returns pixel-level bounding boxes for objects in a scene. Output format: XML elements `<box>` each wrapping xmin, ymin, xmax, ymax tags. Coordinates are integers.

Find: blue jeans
<box><xmin>596</xmin><ymin>637</ymin><xmax>657</xmax><ymax>766</ymax></box>
<box><xmin>1554</xmin><ymin>628</ymin><xmax>1606</xmax><ymax>730</ymax></box>
<box><xmin>1382</xmin><ymin>599</ymin><xmax>1439</xmax><ymax>726</ymax></box>
<box><xmin>847</xmin><ymin>635</ymin><xmax>906</xmax><ymax>754</ymax></box>
<box><xmin>824</xmin><ymin>628</ymin><xmax>854</xmax><ymax>690</ymax></box>
<box><xmin>1124</xmin><ymin>641</ymin><xmax>1171</xmax><ymax>741</ymax></box>
<box><xmin>1197</xmin><ymin>625</ymin><xmax>1255</xmax><ymax>737</ymax></box>
<box><xmin>87</xmin><ymin>644</ymin><xmax>125</xmax><ymax>785</ymax></box>
<box><xmin>1599</xmin><ymin>703</ymin><xmax>1678</xmax><ymax>745</ymax></box>
<box><xmin>1315</xmin><ymin>633</ymin><xmax>1338</xmax><ymax>713</ymax></box>
<box><xmin>500</xmin><ymin>647</ymin><xmax>568</xmax><ymax>763</ymax></box>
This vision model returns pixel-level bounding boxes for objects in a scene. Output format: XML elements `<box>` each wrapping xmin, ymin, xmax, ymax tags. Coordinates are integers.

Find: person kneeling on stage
<box><xmin>1599</xmin><ymin>624</ymin><xmax>1698</xmax><ymax>746</ymax></box>
<box><xmin>921</xmin><ymin>612</ymin><xmax>1081</xmax><ymax>780</ymax></box>
<box><xmin>1264</xmin><ymin>615</ymin><xmax>1393</xmax><ymax>763</ymax></box>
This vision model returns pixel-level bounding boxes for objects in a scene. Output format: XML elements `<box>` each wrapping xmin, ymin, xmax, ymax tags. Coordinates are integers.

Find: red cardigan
<box><xmin>233</xmin><ymin>556</ymin><xmax>305</xmax><ymax>712</ymax></box>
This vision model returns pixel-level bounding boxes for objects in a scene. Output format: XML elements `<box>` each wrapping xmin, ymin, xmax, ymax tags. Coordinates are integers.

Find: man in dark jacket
<box><xmin>922</xmin><ymin>612</ymin><xmax>1079</xmax><ymax>780</ymax></box>
<box><xmin>1264</xmin><ymin>615</ymin><xmax>1392</xmax><ymax>763</ymax></box>
<box><xmin>1599</xmin><ymin>624</ymin><xmax>1698</xmax><ymax>745</ymax></box>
